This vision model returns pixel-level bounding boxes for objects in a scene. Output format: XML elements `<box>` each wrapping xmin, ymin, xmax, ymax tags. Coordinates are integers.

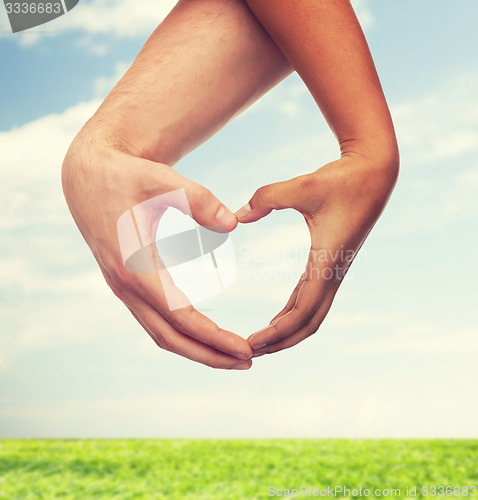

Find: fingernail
<box><xmin>233</xmin><ymin>351</ymin><xmax>252</xmax><ymax>360</ymax></box>
<box><xmin>233</xmin><ymin>361</ymin><xmax>251</xmax><ymax>370</ymax></box>
<box><xmin>235</xmin><ymin>203</ymin><xmax>251</xmax><ymax>221</ymax></box>
<box><xmin>252</xmin><ymin>342</ymin><xmax>267</xmax><ymax>350</ymax></box>
<box><xmin>253</xmin><ymin>353</ymin><xmax>266</xmax><ymax>358</ymax></box>
<box><xmin>216</xmin><ymin>205</ymin><xmax>236</xmax><ymax>227</ymax></box>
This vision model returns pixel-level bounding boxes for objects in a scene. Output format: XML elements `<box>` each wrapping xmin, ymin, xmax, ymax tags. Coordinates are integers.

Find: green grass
<box><xmin>0</xmin><ymin>439</ymin><xmax>477</xmax><ymax>499</ymax></box>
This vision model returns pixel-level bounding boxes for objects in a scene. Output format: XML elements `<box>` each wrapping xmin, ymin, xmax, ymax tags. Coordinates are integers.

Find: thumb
<box><xmin>132</xmin><ymin>159</ymin><xmax>238</xmax><ymax>233</ymax></box>
<box><xmin>187</xmin><ymin>183</ymin><xmax>238</xmax><ymax>233</ymax></box>
<box><xmin>235</xmin><ymin>176</ymin><xmax>304</xmax><ymax>223</ymax></box>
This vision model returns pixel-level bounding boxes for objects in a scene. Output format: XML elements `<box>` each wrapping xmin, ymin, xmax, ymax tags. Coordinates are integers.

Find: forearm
<box><xmin>244</xmin><ymin>0</ymin><xmax>399</xmax><ymax>171</ymax></box>
<box><xmin>80</xmin><ymin>0</ymin><xmax>291</xmax><ymax>166</ymax></box>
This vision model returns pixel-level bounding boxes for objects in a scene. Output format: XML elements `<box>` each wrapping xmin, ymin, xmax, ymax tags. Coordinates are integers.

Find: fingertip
<box><xmin>251</xmin><ymin>342</ymin><xmax>267</xmax><ymax>350</ymax></box>
<box><xmin>232</xmin><ymin>359</ymin><xmax>253</xmax><ymax>370</ymax></box>
<box><xmin>233</xmin><ymin>350</ymin><xmax>253</xmax><ymax>361</ymax></box>
<box><xmin>248</xmin><ymin>333</ymin><xmax>267</xmax><ymax>350</ymax></box>
<box><xmin>234</xmin><ymin>203</ymin><xmax>252</xmax><ymax>223</ymax></box>
<box><xmin>247</xmin><ymin>324</ymin><xmax>271</xmax><ymax>348</ymax></box>
<box><xmin>228</xmin><ymin>217</ymin><xmax>239</xmax><ymax>231</ymax></box>
<box><xmin>216</xmin><ymin>205</ymin><xmax>238</xmax><ymax>231</ymax></box>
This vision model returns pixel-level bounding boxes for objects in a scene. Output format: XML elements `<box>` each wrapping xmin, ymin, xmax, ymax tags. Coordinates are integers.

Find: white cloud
<box><xmin>1</xmin><ymin>63</ymin><xmax>477</xmax><ymax>438</ymax></box>
<box><xmin>427</xmin><ymin>130</ymin><xmax>478</xmax><ymax>161</ymax></box>
<box><xmin>8</xmin><ymin>0</ymin><xmax>176</xmax><ymax>48</ymax></box>
<box><xmin>3</xmin><ymin>0</ymin><xmax>373</xmax><ymax>51</ymax></box>
<box><xmin>381</xmin><ymin>71</ymin><xmax>478</xmax><ymax>234</ymax></box>
<box><xmin>0</xmin><ymin>99</ymin><xmax>99</xmax><ymax>178</ymax></box>
<box><xmin>93</xmin><ymin>60</ymin><xmax>130</xmax><ymax>97</ymax></box>
<box><xmin>0</xmin><ymin>7</ymin><xmax>9</xmax><ymax>33</ymax></box>
<box><xmin>0</xmin><ymin>98</ymin><xmax>104</xmax><ymax>364</ymax></box>
<box><xmin>0</xmin><ymin>99</ymin><xmax>100</xmax><ymax>233</ymax></box>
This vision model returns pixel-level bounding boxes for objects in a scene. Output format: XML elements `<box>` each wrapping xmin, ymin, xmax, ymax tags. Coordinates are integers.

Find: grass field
<box><xmin>1</xmin><ymin>439</ymin><xmax>477</xmax><ymax>499</ymax></box>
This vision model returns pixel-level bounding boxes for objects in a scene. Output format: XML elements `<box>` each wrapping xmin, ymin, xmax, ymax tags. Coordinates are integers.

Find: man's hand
<box><xmin>236</xmin><ymin>155</ymin><xmax>398</xmax><ymax>356</ymax></box>
<box><xmin>62</xmin><ymin>137</ymin><xmax>254</xmax><ymax>369</ymax></box>
<box><xmin>61</xmin><ymin>0</ymin><xmax>291</xmax><ymax>369</ymax></box>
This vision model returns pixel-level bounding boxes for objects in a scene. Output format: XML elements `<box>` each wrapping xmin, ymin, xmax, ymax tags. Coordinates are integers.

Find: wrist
<box><xmin>340</xmin><ymin>136</ymin><xmax>399</xmax><ymax>182</ymax></box>
<box><xmin>78</xmin><ymin>114</ymin><xmax>148</xmax><ymax>159</ymax></box>
<box><xmin>334</xmin><ymin>142</ymin><xmax>399</xmax><ymax>207</ymax></box>
<box><xmin>78</xmin><ymin>107</ymin><xmax>178</xmax><ymax>166</ymax></box>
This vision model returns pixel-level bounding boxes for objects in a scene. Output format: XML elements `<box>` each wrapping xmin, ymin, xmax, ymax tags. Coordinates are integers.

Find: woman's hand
<box><xmin>236</xmin><ymin>154</ymin><xmax>398</xmax><ymax>356</ymax></box>
<box><xmin>237</xmin><ymin>0</ymin><xmax>400</xmax><ymax>355</ymax></box>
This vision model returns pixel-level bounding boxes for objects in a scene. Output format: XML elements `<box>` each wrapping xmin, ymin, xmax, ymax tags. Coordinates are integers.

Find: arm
<box><xmin>243</xmin><ymin>0</ymin><xmax>398</xmax><ymax>166</ymax></box>
<box><xmin>83</xmin><ymin>0</ymin><xmax>291</xmax><ymax>166</ymax></box>
<box><xmin>62</xmin><ymin>0</ymin><xmax>291</xmax><ymax>370</ymax></box>
<box><xmin>237</xmin><ymin>0</ymin><xmax>399</xmax><ymax>354</ymax></box>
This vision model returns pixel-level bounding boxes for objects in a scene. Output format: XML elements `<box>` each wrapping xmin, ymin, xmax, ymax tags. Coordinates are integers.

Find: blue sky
<box><xmin>1</xmin><ymin>0</ymin><xmax>477</xmax><ymax>438</ymax></box>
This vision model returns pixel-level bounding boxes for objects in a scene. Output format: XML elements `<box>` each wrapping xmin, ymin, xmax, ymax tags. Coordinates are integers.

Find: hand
<box><xmin>59</xmin><ymin>0</ymin><xmax>291</xmax><ymax>370</ymax></box>
<box><xmin>237</xmin><ymin>0</ymin><xmax>399</xmax><ymax>357</ymax></box>
<box><xmin>235</xmin><ymin>155</ymin><xmax>398</xmax><ymax>356</ymax></box>
<box><xmin>62</xmin><ymin>134</ymin><xmax>253</xmax><ymax>370</ymax></box>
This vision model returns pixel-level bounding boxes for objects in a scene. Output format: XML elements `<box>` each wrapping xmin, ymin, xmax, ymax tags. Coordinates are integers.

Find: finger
<box><xmin>248</xmin><ymin>249</ymin><xmax>340</xmax><ymax>349</ymax></box>
<box><xmin>186</xmin><ymin>180</ymin><xmax>238</xmax><ymax>232</ymax></box>
<box><xmin>123</xmin><ymin>288</ymin><xmax>253</xmax><ymax>370</ymax></box>
<box><xmin>127</xmin><ymin>269</ymin><xmax>253</xmax><ymax>360</ymax></box>
<box><xmin>137</xmin><ymin>161</ymin><xmax>239</xmax><ymax>233</ymax></box>
<box><xmin>113</xmin><ymin>179</ymin><xmax>251</xmax><ymax>359</ymax></box>
<box><xmin>269</xmin><ymin>274</ymin><xmax>305</xmax><ymax>325</ymax></box>
<box><xmin>235</xmin><ymin>175</ymin><xmax>307</xmax><ymax>223</ymax></box>
<box><xmin>104</xmin><ymin>262</ymin><xmax>253</xmax><ymax>361</ymax></box>
<box><xmin>253</xmin><ymin>284</ymin><xmax>338</xmax><ymax>356</ymax></box>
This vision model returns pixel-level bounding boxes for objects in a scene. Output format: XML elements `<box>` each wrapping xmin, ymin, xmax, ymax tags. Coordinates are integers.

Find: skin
<box><xmin>62</xmin><ymin>0</ymin><xmax>292</xmax><ymax>370</ymax></box>
<box><xmin>62</xmin><ymin>0</ymin><xmax>398</xmax><ymax>368</ymax></box>
<box><xmin>237</xmin><ymin>0</ymin><xmax>399</xmax><ymax>356</ymax></box>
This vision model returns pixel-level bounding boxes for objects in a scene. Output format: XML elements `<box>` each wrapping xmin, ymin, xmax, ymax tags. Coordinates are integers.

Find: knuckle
<box><xmin>167</xmin><ymin>307</ymin><xmax>194</xmax><ymax>333</ymax></box>
<box><xmin>309</xmin><ymin>317</ymin><xmax>324</xmax><ymax>336</ymax></box>
<box><xmin>304</xmin><ymin>309</ymin><xmax>316</xmax><ymax>324</ymax></box>
<box><xmin>168</xmin><ymin>314</ymin><xmax>184</xmax><ymax>332</ymax></box>
<box><xmin>110</xmin><ymin>262</ymin><xmax>138</xmax><ymax>290</ymax></box>
<box><xmin>299</xmin><ymin>174</ymin><xmax>319</xmax><ymax>193</ymax></box>
<box><xmin>152</xmin><ymin>331</ymin><xmax>173</xmax><ymax>352</ymax></box>
<box><xmin>103</xmin><ymin>268</ymin><xmax>130</xmax><ymax>301</ymax></box>
<box><xmin>305</xmin><ymin>324</ymin><xmax>320</xmax><ymax>338</ymax></box>
<box><xmin>293</xmin><ymin>306</ymin><xmax>316</xmax><ymax>328</ymax></box>
<box><xmin>254</xmin><ymin>185</ymin><xmax>271</xmax><ymax>207</ymax></box>
<box><xmin>109</xmin><ymin>281</ymin><xmax>127</xmax><ymax>300</ymax></box>
<box><xmin>195</xmin><ymin>186</ymin><xmax>215</xmax><ymax>209</ymax></box>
